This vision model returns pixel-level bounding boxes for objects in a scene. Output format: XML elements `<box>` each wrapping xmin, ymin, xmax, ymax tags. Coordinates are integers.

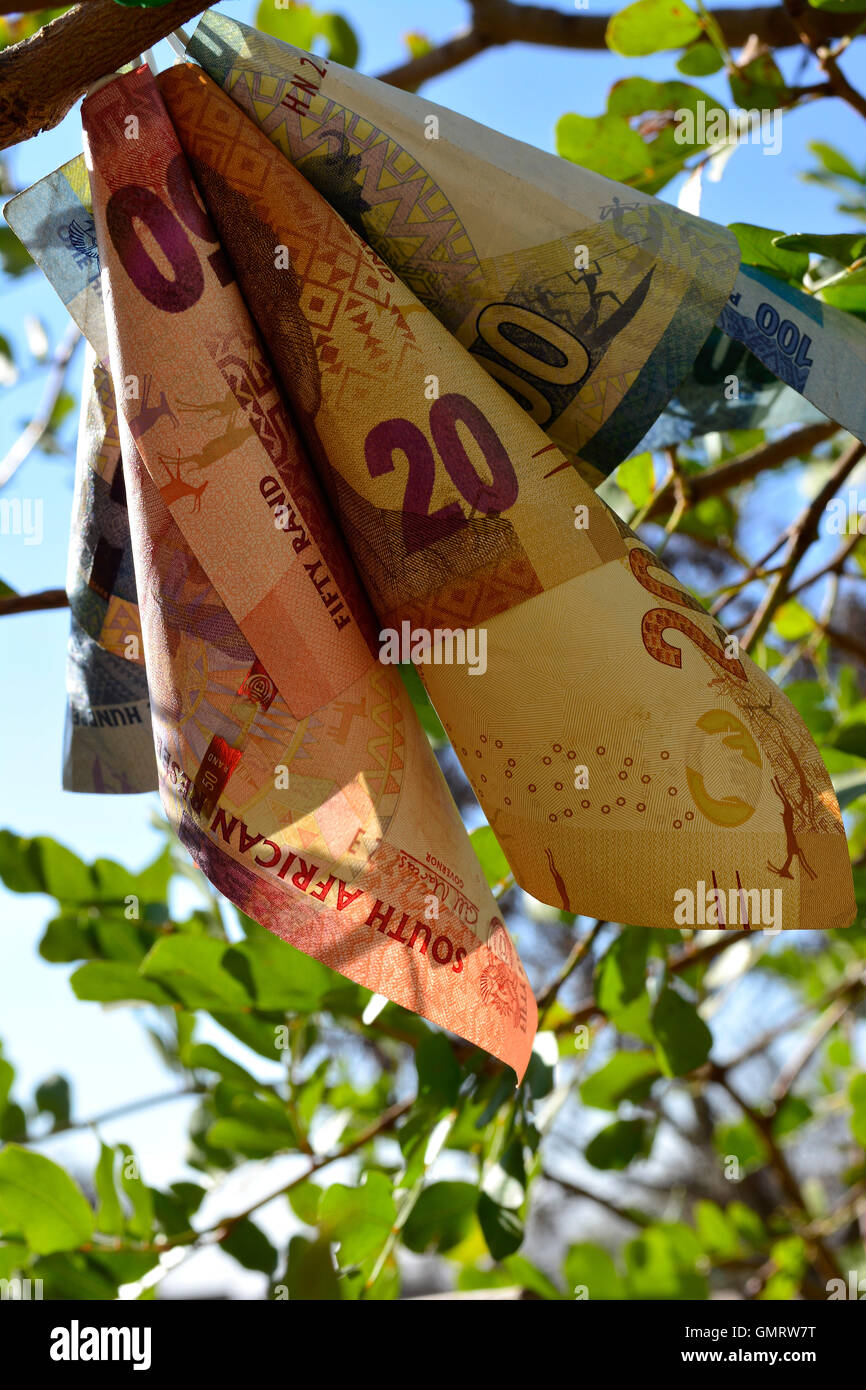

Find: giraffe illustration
<box><xmin>130</xmin><ymin>374</ymin><xmax>178</xmax><ymax>439</ymax></box>
<box><xmin>157</xmin><ymin>452</ymin><xmax>209</xmax><ymax>513</ymax></box>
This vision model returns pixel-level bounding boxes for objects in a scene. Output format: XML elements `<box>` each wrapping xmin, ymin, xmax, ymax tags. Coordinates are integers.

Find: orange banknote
<box><xmin>81</xmin><ymin>65</ymin><xmax>536</xmax><ymax>1077</ymax></box>
<box><xmin>159</xmin><ymin>65</ymin><xmax>854</xmax><ymax>934</ymax></box>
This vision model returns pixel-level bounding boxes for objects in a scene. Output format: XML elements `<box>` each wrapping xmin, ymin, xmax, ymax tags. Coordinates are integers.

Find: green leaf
<box><xmin>34</xmin><ymin>1074</ymin><xmax>71</xmax><ymax>1130</ymax></box>
<box><xmin>624</xmin><ymin>1223</ymin><xmax>706</xmax><ymax>1299</ymax></box>
<box><xmin>399</xmin><ymin>662</ymin><xmax>446</xmax><ymax>745</ymax></box>
<box><xmin>849</xmin><ymin>1073</ymin><xmax>866</xmax><ymax>1146</ymax></box>
<box><xmin>0</xmin><ymin>1146</ymin><xmax>93</xmax><ymax>1254</ymax></box>
<box><xmin>772</xmin><ymin>1095</ymin><xmax>812</xmax><ymax>1137</ymax></box>
<box><xmin>70</xmin><ymin>961</ymin><xmax>175</xmax><ymax>1007</ymax></box>
<box><xmin>477</xmin><ymin>1191</ymin><xmax>524</xmax><ymax>1260</ymax></box>
<box><xmin>470</xmin><ymin>825</ymin><xmax>512</xmax><ymax>892</ymax></box>
<box><xmin>773</xmin><ymin>598</ymin><xmax>815</xmax><ymax>642</ymax></box>
<box><xmin>596</xmin><ymin>927</ymin><xmax>649</xmax><ymax>1017</ymax></box>
<box><xmin>729</xmin><ymin>223</ymin><xmax>809</xmax><ymax>285</ymax></box>
<box><xmin>118</xmin><ymin>1146</ymin><xmax>153</xmax><ymax>1240</ymax></box>
<box><xmin>564</xmin><ymin>1242</ymin><xmax>625</xmax><ymax>1299</ymax></box>
<box><xmin>729</xmin><ymin>53</ymin><xmax>788</xmax><ymax>109</ymax></box>
<box><xmin>403</xmin><ymin>1181</ymin><xmax>478</xmax><ymax>1254</ymax></box>
<box><xmin>616</xmin><ymin>452</ymin><xmax>654</xmax><ymax>509</ymax></box>
<box><xmin>694</xmin><ymin>1200</ymin><xmax>741</xmax><ymax>1258</ymax></box>
<box><xmin>556</xmin><ymin>111</ymin><xmax>654</xmax><ymax>186</ymax></box>
<box><xmin>676</xmin><ymin>41</ymin><xmax>723</xmax><ymax>76</ymax></box>
<box><xmin>254</xmin><ymin>1</ymin><xmax>359</xmax><ymax>67</ymax></box>
<box><xmin>140</xmin><ymin>936</ymin><xmax>250</xmax><ymax>1011</ymax></box>
<box><xmin>713</xmin><ymin>1118</ymin><xmax>767</xmax><ymax>1171</ymax></box>
<box><xmin>832</xmin><ymin>767</ymin><xmax>866</xmax><ymax>811</ymax></box>
<box><xmin>651</xmin><ymin>987</ymin><xmax>712</xmax><ymax>1076</ymax></box>
<box><xmin>0</xmin><ymin>1242</ymin><xmax>29</xmax><ymax>1279</ymax></box>
<box><xmin>206</xmin><ymin>1117</ymin><xmax>294</xmax><ymax>1158</ymax></box>
<box><xmin>181</xmin><ymin>1043</ymin><xmax>258</xmax><ymax>1088</ymax></box>
<box><xmin>806</xmin><ymin>141</ymin><xmax>864</xmax><ymax>183</ymax></box>
<box><xmin>558</xmin><ymin>79</ymin><xmax>715</xmax><ymax>193</ymax></box>
<box><xmin>580</xmin><ymin>1051</ymin><xmax>661</xmax><ymax>1110</ymax></box>
<box><xmin>0</xmin><ymin>830</ymin><xmax>93</xmax><ymax>900</ymax></box>
<box><xmin>221</xmin><ymin>1218</ymin><xmax>278</xmax><ymax>1275</ymax></box>
<box><xmin>415</xmin><ymin>1031</ymin><xmax>461</xmax><ymax>1108</ymax></box>
<box><xmin>319</xmin><ymin>1172</ymin><xmax>396</xmax><ymax>1266</ymax></box>
<box><xmin>818</xmin><ymin>265</ymin><xmax>866</xmax><ymax>314</ymax></box>
<box><xmin>94</xmin><ymin>1144</ymin><xmax>123</xmax><ymax>1237</ymax></box>
<box><xmin>225</xmin><ymin>931</ymin><xmax>364</xmax><ymax>1015</ymax></box>
<box><xmin>0</xmin><ymin>225</ymin><xmax>34</xmax><ymax>278</ymax></box>
<box><xmin>607</xmin><ymin>0</ymin><xmax>701</xmax><ymax>57</ymax></box>
<box><xmin>282</xmin><ymin>1235</ymin><xmax>341</xmax><ymax>1300</ymax></box>
<box><xmin>774</xmin><ymin>230</ymin><xmax>866</xmax><ymax>265</ymax></box>
<box><xmin>586</xmin><ymin>1117</ymin><xmax>653</xmax><ymax>1170</ymax></box>
<box><xmin>807</xmin><ymin>0</ymin><xmax>866</xmax><ymax>12</ymax></box>
<box><xmin>288</xmin><ymin>1181</ymin><xmax>323</xmax><ymax>1226</ymax></box>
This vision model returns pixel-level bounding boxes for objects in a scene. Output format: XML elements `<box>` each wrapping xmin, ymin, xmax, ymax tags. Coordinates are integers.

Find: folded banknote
<box><xmin>187</xmin><ymin>9</ymin><xmax>866</xmax><ymax>460</ymax></box>
<box><xmin>80</xmin><ymin>64</ymin><xmax>536</xmax><ymax>1073</ymax></box>
<box><xmin>156</xmin><ymin>62</ymin><xmax>853</xmax><ymax>934</ymax></box>
<box><xmin>63</xmin><ymin>346</ymin><xmax>155</xmax><ymax>794</ymax></box>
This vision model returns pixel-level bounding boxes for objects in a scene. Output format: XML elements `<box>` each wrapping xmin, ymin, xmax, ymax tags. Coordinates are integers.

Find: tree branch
<box><xmin>742</xmin><ymin>435</ymin><xmax>866</xmax><ymax>648</ymax></box>
<box><xmin>2</xmin><ymin>2</ymin><xmax>866</xmax><ymax>150</ymax></box>
<box><xmin>0</xmin><ymin>587</ymin><xmax>69</xmax><ymax>617</ymax></box>
<box><xmin>643</xmin><ymin>421</ymin><xmax>838</xmax><ymax>524</ymax></box>
<box><xmin>0</xmin><ymin>323</ymin><xmax>81</xmax><ymax>488</ymax></box>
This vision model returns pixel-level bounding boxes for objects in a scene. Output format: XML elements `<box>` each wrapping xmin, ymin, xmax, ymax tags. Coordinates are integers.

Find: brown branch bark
<box><xmin>742</xmin><ymin>436</ymin><xmax>866</xmax><ymax>648</ymax></box>
<box><xmin>2</xmin><ymin>1</ymin><xmax>866</xmax><ymax>150</ymax></box>
<box><xmin>0</xmin><ymin>0</ymin><xmax>208</xmax><ymax>149</ymax></box>
<box><xmin>0</xmin><ymin>587</ymin><xmax>68</xmax><ymax>616</ymax></box>
<box><xmin>644</xmin><ymin>421</ymin><xmax>838</xmax><ymax>523</ymax></box>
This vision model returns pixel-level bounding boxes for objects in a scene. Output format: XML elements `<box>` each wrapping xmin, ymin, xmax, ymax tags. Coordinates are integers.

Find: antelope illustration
<box><xmin>158</xmin><ymin>452</ymin><xmax>209</xmax><ymax>513</ymax></box>
<box><xmin>173</xmin><ymin>392</ymin><xmax>249</xmax><ymax>471</ymax></box>
<box><xmin>130</xmin><ymin>374</ymin><xmax>178</xmax><ymax>439</ymax></box>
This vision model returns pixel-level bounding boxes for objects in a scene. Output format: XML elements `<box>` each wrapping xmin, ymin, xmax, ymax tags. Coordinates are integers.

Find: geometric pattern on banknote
<box><xmin>187</xmin><ymin>13</ymin><xmax>740</xmax><ymax>474</ymax></box>
<box><xmin>158</xmin><ymin>67</ymin><xmax>852</xmax><ymax>929</ymax></box>
<box><xmin>718</xmin><ymin>300</ymin><xmax>811</xmax><ymax>393</ymax></box>
<box><xmin>135</xmin><ymin>450</ymin><xmax>403</xmax><ymax>870</ymax></box>
<box><xmin>160</xmin><ymin>68</ymin><xmax>617</xmax><ymax>631</ymax></box>
<box><xmin>188</xmin><ymin>37</ymin><xmax>485</xmax><ymax>311</ymax></box>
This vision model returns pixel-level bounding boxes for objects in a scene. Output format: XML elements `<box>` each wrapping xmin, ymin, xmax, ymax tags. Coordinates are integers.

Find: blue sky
<box><xmin>0</xmin><ymin>0</ymin><xmax>864</xmax><ymax>1294</ymax></box>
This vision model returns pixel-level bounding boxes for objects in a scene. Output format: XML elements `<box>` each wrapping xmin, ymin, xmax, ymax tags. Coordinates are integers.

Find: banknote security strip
<box><xmin>2</xmin><ymin>30</ymin><xmax>859</xmax><ymax>1068</ymax></box>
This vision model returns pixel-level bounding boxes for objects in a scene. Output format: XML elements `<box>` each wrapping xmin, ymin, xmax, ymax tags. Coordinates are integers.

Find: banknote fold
<box><xmin>80</xmin><ymin>64</ymin><xmax>536</xmax><ymax>1077</ymax></box>
<box><xmin>158</xmin><ymin>63</ymin><xmax>854</xmax><ymax>934</ymax></box>
<box><xmin>187</xmin><ymin>8</ymin><xmax>866</xmax><ymax>458</ymax></box>
<box><xmin>63</xmin><ymin>346</ymin><xmax>156</xmax><ymax>794</ymax></box>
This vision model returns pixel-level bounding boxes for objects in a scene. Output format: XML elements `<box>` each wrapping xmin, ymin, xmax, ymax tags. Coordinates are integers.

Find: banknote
<box><xmin>718</xmin><ymin>264</ymin><xmax>866</xmax><ymax>443</ymax></box>
<box><xmin>632</xmin><ymin>328</ymin><xmax>825</xmax><ymax>454</ymax></box>
<box><xmin>5</xmin><ymin>157</ymin><xmax>109</xmax><ymax>364</ymax></box>
<box><xmin>182</xmin><ymin>11</ymin><xmax>744</xmax><ymax>480</ymax></box>
<box><xmin>185</xmin><ymin>10</ymin><xmax>866</xmax><ymax>463</ymax></box>
<box><xmin>1</xmin><ymin>146</ymin><xmax>830</xmax><ymax>473</ymax></box>
<box><xmin>160</xmin><ymin>64</ymin><xmax>854</xmax><ymax>934</ymax></box>
<box><xmin>80</xmin><ymin>64</ymin><xmax>535</xmax><ymax>1075</ymax></box>
<box><xmin>63</xmin><ymin>345</ymin><xmax>155</xmax><ymax>794</ymax></box>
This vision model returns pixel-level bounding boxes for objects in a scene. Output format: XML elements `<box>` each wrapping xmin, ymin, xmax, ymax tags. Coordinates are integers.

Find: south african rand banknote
<box><xmin>80</xmin><ymin>65</ymin><xmax>536</xmax><ymax>1075</ymax></box>
<box><xmin>159</xmin><ymin>63</ymin><xmax>854</xmax><ymax>933</ymax></box>
<box><xmin>632</xmin><ymin>328</ymin><xmax>825</xmax><ymax>454</ymax></box>
<box><xmin>187</xmin><ymin>9</ymin><xmax>866</xmax><ymax>464</ymax></box>
<box><xmin>3</xmin><ymin>152</ymin><xmax>825</xmax><ymax>463</ymax></box>
<box><xmin>64</xmin><ymin>345</ymin><xmax>155</xmax><ymax>793</ymax></box>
